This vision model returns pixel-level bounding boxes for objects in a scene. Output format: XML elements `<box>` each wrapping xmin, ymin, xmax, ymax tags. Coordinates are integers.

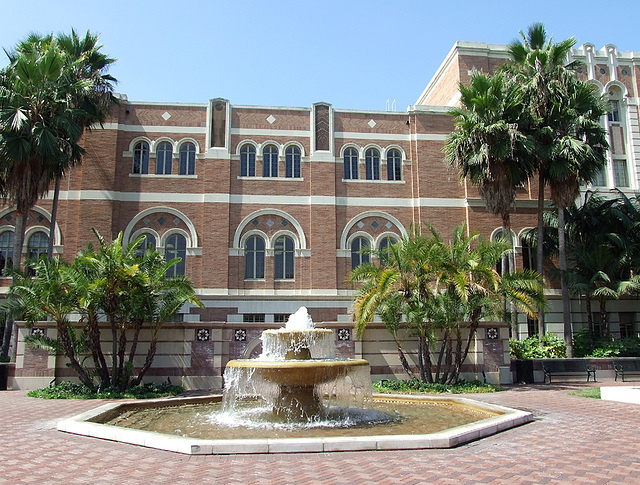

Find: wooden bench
<box><xmin>613</xmin><ymin>360</ymin><xmax>640</xmax><ymax>382</ymax></box>
<box><xmin>542</xmin><ymin>360</ymin><xmax>597</xmax><ymax>384</ymax></box>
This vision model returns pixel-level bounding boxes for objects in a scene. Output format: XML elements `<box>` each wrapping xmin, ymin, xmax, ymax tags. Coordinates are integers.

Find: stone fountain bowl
<box><xmin>225</xmin><ymin>359</ymin><xmax>369</xmax><ymax>387</ymax></box>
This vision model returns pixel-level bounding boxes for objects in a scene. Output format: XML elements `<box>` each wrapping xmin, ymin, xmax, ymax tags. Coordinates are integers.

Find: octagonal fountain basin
<box><xmin>57</xmin><ymin>393</ymin><xmax>532</xmax><ymax>455</ymax></box>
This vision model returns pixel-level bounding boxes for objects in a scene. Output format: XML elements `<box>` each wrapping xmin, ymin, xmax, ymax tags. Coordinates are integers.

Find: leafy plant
<box><xmin>27</xmin><ymin>381</ymin><xmax>184</xmax><ymax>399</ymax></box>
<box><xmin>572</xmin><ymin>328</ymin><xmax>640</xmax><ymax>358</ymax></box>
<box><xmin>510</xmin><ymin>332</ymin><xmax>567</xmax><ymax>359</ymax></box>
<box><xmin>373</xmin><ymin>379</ymin><xmax>502</xmax><ymax>394</ymax></box>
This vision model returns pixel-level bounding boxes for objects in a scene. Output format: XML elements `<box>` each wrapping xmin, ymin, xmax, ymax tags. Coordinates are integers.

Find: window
<box><xmin>263</xmin><ymin>145</ymin><xmax>278</xmax><ymax>177</ymax></box>
<box><xmin>274</xmin><ymin>314</ymin><xmax>289</xmax><ymax>324</ymax></box>
<box><xmin>365</xmin><ymin>148</ymin><xmax>380</xmax><ymax>180</ymax></box>
<box><xmin>608</xmin><ymin>100</ymin><xmax>620</xmax><ymax>122</ymax></box>
<box><xmin>351</xmin><ymin>237</ymin><xmax>370</xmax><ymax>270</ymax></box>
<box><xmin>344</xmin><ymin>148</ymin><xmax>358</xmax><ymax>180</ymax></box>
<box><xmin>133</xmin><ymin>141</ymin><xmax>149</xmax><ymax>174</ymax></box>
<box><xmin>165</xmin><ymin>234</ymin><xmax>186</xmax><ymax>276</ymax></box>
<box><xmin>619</xmin><ymin>312</ymin><xmax>636</xmax><ymax>339</ymax></box>
<box><xmin>240</xmin><ymin>144</ymin><xmax>256</xmax><ymax>177</ymax></box>
<box><xmin>378</xmin><ymin>235</ymin><xmax>397</xmax><ymax>265</ymax></box>
<box><xmin>243</xmin><ymin>314</ymin><xmax>265</xmax><ymax>323</ymax></box>
<box><xmin>179</xmin><ymin>142</ymin><xmax>196</xmax><ymax>175</ymax></box>
<box><xmin>156</xmin><ymin>142</ymin><xmax>173</xmax><ymax>175</ymax></box>
<box><xmin>521</xmin><ymin>238</ymin><xmax>537</xmax><ymax>271</ymax></box>
<box><xmin>27</xmin><ymin>231</ymin><xmax>49</xmax><ymax>260</ymax></box>
<box><xmin>134</xmin><ymin>234</ymin><xmax>156</xmax><ymax>257</ymax></box>
<box><xmin>592</xmin><ymin>167</ymin><xmax>607</xmax><ymax>187</ymax></box>
<box><xmin>285</xmin><ymin>146</ymin><xmax>301</xmax><ymax>178</ymax></box>
<box><xmin>244</xmin><ymin>235</ymin><xmax>265</xmax><ymax>279</ymax></box>
<box><xmin>274</xmin><ymin>235</ymin><xmax>294</xmax><ymax>279</ymax></box>
<box><xmin>0</xmin><ymin>231</ymin><xmax>14</xmax><ymax>275</ymax></box>
<box><xmin>613</xmin><ymin>159</ymin><xmax>629</xmax><ymax>187</ymax></box>
<box><xmin>527</xmin><ymin>318</ymin><xmax>539</xmax><ymax>338</ymax></box>
<box><xmin>387</xmin><ymin>149</ymin><xmax>402</xmax><ymax>181</ymax></box>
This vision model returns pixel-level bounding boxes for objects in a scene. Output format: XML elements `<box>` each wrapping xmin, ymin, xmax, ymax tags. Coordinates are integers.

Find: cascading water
<box><xmin>221</xmin><ymin>307</ymin><xmax>376</xmax><ymax>425</ymax></box>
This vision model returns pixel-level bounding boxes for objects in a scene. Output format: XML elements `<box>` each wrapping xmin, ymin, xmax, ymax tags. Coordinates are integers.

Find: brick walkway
<box><xmin>1</xmin><ymin>384</ymin><xmax>639</xmax><ymax>484</ymax></box>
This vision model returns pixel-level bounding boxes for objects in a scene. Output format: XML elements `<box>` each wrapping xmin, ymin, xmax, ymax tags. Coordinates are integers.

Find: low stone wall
<box><xmin>10</xmin><ymin>320</ymin><xmax>513</xmax><ymax>390</ymax></box>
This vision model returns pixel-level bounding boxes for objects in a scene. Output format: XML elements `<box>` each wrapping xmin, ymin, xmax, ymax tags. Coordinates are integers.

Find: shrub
<box><xmin>510</xmin><ymin>333</ymin><xmax>567</xmax><ymax>359</ymax></box>
<box><xmin>27</xmin><ymin>381</ymin><xmax>184</xmax><ymax>399</ymax></box>
<box><xmin>373</xmin><ymin>379</ymin><xmax>502</xmax><ymax>394</ymax></box>
<box><xmin>573</xmin><ymin>328</ymin><xmax>640</xmax><ymax>358</ymax></box>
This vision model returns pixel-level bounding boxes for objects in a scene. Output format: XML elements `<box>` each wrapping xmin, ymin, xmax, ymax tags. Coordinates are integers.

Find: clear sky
<box><xmin>1</xmin><ymin>0</ymin><xmax>639</xmax><ymax>111</ymax></box>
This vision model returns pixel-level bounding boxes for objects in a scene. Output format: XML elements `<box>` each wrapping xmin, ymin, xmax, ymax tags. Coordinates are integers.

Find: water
<box><xmin>102</xmin><ymin>398</ymin><xmax>501</xmax><ymax>440</ymax></box>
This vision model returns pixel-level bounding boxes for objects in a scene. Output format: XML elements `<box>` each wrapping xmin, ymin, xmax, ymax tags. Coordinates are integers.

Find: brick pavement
<box><xmin>1</xmin><ymin>384</ymin><xmax>639</xmax><ymax>484</ymax></box>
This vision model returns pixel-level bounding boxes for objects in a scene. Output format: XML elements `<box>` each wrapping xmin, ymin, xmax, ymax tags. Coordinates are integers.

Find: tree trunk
<box><xmin>87</xmin><ymin>313</ymin><xmax>110</xmax><ymax>386</ymax></box>
<box><xmin>131</xmin><ymin>339</ymin><xmax>157</xmax><ymax>387</ymax></box>
<box><xmin>586</xmin><ymin>297</ymin><xmax>595</xmax><ymax>347</ymax></box>
<box><xmin>397</xmin><ymin>346</ymin><xmax>417</xmax><ymax>380</ymax></box>
<box><xmin>47</xmin><ymin>177</ymin><xmax>61</xmax><ymax>259</ymax></box>
<box><xmin>558</xmin><ymin>208</ymin><xmax>573</xmax><ymax>356</ymax></box>
<box><xmin>537</xmin><ymin>175</ymin><xmax>546</xmax><ymax>337</ymax></box>
<box><xmin>12</xmin><ymin>211</ymin><xmax>27</xmax><ymax>270</ymax></box>
<box><xmin>57</xmin><ymin>320</ymin><xmax>93</xmax><ymax>388</ymax></box>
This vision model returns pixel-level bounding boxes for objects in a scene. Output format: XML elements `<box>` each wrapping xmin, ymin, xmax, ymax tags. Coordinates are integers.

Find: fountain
<box><xmin>222</xmin><ymin>307</ymin><xmax>371</xmax><ymax>422</ymax></box>
<box><xmin>57</xmin><ymin>307</ymin><xmax>533</xmax><ymax>454</ymax></box>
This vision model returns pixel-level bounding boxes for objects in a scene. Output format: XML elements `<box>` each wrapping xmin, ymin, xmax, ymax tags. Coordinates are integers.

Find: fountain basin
<box><xmin>57</xmin><ymin>393</ymin><xmax>533</xmax><ymax>455</ymax></box>
<box><xmin>226</xmin><ymin>359</ymin><xmax>370</xmax><ymax>387</ymax></box>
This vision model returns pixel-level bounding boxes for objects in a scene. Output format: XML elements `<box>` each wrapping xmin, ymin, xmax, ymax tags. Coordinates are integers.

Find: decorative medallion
<box><xmin>157</xmin><ymin>217</ymin><xmax>165</xmax><ymax>226</ymax></box>
<box><xmin>368</xmin><ymin>119</ymin><xmax>377</xmax><ymax>128</ymax></box>
<box><xmin>267</xmin><ymin>115</ymin><xmax>276</xmax><ymax>124</ymax></box>
<box><xmin>31</xmin><ymin>327</ymin><xmax>45</xmax><ymax>337</ymax></box>
<box><xmin>266</xmin><ymin>219</ymin><xmax>274</xmax><ymax>228</ymax></box>
<box><xmin>196</xmin><ymin>328</ymin><xmax>210</xmax><ymax>341</ymax></box>
<box><xmin>371</xmin><ymin>221</ymin><xmax>379</xmax><ymax>229</ymax></box>
<box><xmin>281</xmin><ymin>219</ymin><xmax>288</xmax><ymax>227</ymax></box>
<box><xmin>162</xmin><ymin>111</ymin><xmax>171</xmax><ymax>121</ymax></box>
<box><xmin>487</xmin><ymin>327</ymin><xmax>499</xmax><ymax>340</ymax></box>
<box><xmin>234</xmin><ymin>329</ymin><xmax>247</xmax><ymax>342</ymax></box>
<box><xmin>600</xmin><ymin>67</ymin><xmax>606</xmax><ymax>74</ymax></box>
<box><xmin>337</xmin><ymin>328</ymin><xmax>351</xmax><ymax>341</ymax></box>
<box><xmin>622</xmin><ymin>69</ymin><xmax>629</xmax><ymax>76</ymax></box>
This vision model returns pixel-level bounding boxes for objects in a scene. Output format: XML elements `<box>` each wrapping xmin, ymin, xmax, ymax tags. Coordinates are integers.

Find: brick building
<box><xmin>4</xmin><ymin>41</ymin><xmax>640</xmax><ymax>389</ymax></box>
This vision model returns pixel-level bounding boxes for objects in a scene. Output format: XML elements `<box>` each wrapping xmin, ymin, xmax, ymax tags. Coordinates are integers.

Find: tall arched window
<box><xmin>378</xmin><ymin>235</ymin><xmax>397</xmax><ymax>265</ymax></box>
<box><xmin>0</xmin><ymin>231</ymin><xmax>14</xmax><ymax>275</ymax></box>
<box><xmin>365</xmin><ymin>148</ymin><xmax>380</xmax><ymax>180</ymax></box>
<box><xmin>165</xmin><ymin>234</ymin><xmax>186</xmax><ymax>276</ymax></box>
<box><xmin>387</xmin><ymin>149</ymin><xmax>402</xmax><ymax>181</ymax></box>
<box><xmin>274</xmin><ymin>235</ymin><xmax>294</xmax><ymax>279</ymax></box>
<box><xmin>245</xmin><ymin>235</ymin><xmax>265</xmax><ymax>279</ymax></box>
<box><xmin>179</xmin><ymin>142</ymin><xmax>196</xmax><ymax>175</ymax></box>
<box><xmin>351</xmin><ymin>237</ymin><xmax>370</xmax><ymax>270</ymax></box>
<box><xmin>27</xmin><ymin>231</ymin><xmax>49</xmax><ymax>260</ymax></box>
<box><xmin>285</xmin><ymin>146</ymin><xmax>301</xmax><ymax>178</ymax></box>
<box><xmin>344</xmin><ymin>148</ymin><xmax>358</xmax><ymax>179</ymax></box>
<box><xmin>133</xmin><ymin>141</ymin><xmax>149</xmax><ymax>174</ymax></box>
<box><xmin>240</xmin><ymin>144</ymin><xmax>256</xmax><ymax>176</ymax></box>
<box><xmin>156</xmin><ymin>142</ymin><xmax>173</xmax><ymax>175</ymax></box>
<box><xmin>134</xmin><ymin>234</ymin><xmax>156</xmax><ymax>257</ymax></box>
<box><xmin>263</xmin><ymin>145</ymin><xmax>278</xmax><ymax>177</ymax></box>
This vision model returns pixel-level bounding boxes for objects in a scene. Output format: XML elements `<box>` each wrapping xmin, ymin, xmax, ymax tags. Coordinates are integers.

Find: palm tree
<box><xmin>350</xmin><ymin>223</ymin><xmax>544</xmax><ymax>384</ymax></box>
<box><xmin>502</xmin><ymin>23</ymin><xmax>608</xmax><ymax>340</ymax></box>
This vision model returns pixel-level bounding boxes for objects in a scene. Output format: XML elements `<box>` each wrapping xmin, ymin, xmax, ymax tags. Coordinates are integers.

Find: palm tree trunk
<box><xmin>558</xmin><ymin>208</ymin><xmax>573</xmax><ymax>356</ymax></box>
<box><xmin>12</xmin><ymin>211</ymin><xmax>27</xmax><ymax>270</ymax></box>
<box><xmin>47</xmin><ymin>177</ymin><xmax>61</xmax><ymax>259</ymax></box>
<box><xmin>586</xmin><ymin>297</ymin><xmax>595</xmax><ymax>347</ymax></box>
<box><xmin>537</xmin><ymin>175</ymin><xmax>546</xmax><ymax>337</ymax></box>
<box><xmin>397</xmin><ymin>346</ymin><xmax>417</xmax><ymax>380</ymax></box>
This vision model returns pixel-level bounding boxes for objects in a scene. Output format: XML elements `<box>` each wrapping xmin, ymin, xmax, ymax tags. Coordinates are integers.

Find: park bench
<box><xmin>542</xmin><ymin>360</ymin><xmax>597</xmax><ymax>384</ymax></box>
<box><xmin>613</xmin><ymin>360</ymin><xmax>640</xmax><ymax>382</ymax></box>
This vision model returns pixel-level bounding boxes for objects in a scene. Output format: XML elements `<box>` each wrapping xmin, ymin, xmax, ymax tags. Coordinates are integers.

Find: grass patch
<box><xmin>373</xmin><ymin>379</ymin><xmax>503</xmax><ymax>394</ymax></box>
<box><xmin>27</xmin><ymin>381</ymin><xmax>184</xmax><ymax>399</ymax></box>
<box><xmin>568</xmin><ymin>387</ymin><xmax>601</xmax><ymax>399</ymax></box>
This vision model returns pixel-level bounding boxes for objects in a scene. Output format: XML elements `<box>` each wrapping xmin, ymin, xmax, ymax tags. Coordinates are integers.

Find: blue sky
<box><xmin>2</xmin><ymin>0</ymin><xmax>639</xmax><ymax>110</ymax></box>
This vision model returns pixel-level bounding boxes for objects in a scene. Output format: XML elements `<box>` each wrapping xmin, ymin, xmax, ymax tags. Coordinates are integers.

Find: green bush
<box><xmin>573</xmin><ymin>328</ymin><xmax>640</xmax><ymax>358</ymax></box>
<box><xmin>27</xmin><ymin>381</ymin><xmax>184</xmax><ymax>399</ymax></box>
<box><xmin>510</xmin><ymin>333</ymin><xmax>567</xmax><ymax>359</ymax></box>
<box><xmin>373</xmin><ymin>379</ymin><xmax>502</xmax><ymax>394</ymax></box>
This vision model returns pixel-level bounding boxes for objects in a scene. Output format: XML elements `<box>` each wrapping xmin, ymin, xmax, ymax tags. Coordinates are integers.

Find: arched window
<box><xmin>240</xmin><ymin>144</ymin><xmax>256</xmax><ymax>177</ymax></box>
<box><xmin>165</xmin><ymin>234</ymin><xmax>186</xmax><ymax>276</ymax></box>
<box><xmin>492</xmin><ymin>229</ymin><xmax>514</xmax><ymax>274</ymax></box>
<box><xmin>344</xmin><ymin>148</ymin><xmax>358</xmax><ymax>179</ymax></box>
<box><xmin>351</xmin><ymin>237</ymin><xmax>370</xmax><ymax>270</ymax></box>
<box><xmin>263</xmin><ymin>145</ymin><xmax>278</xmax><ymax>177</ymax></box>
<box><xmin>387</xmin><ymin>149</ymin><xmax>402</xmax><ymax>181</ymax></box>
<box><xmin>179</xmin><ymin>142</ymin><xmax>196</xmax><ymax>175</ymax></box>
<box><xmin>156</xmin><ymin>142</ymin><xmax>173</xmax><ymax>175</ymax></box>
<box><xmin>378</xmin><ymin>235</ymin><xmax>397</xmax><ymax>265</ymax></box>
<box><xmin>365</xmin><ymin>148</ymin><xmax>380</xmax><ymax>180</ymax></box>
<box><xmin>244</xmin><ymin>235</ymin><xmax>265</xmax><ymax>279</ymax></box>
<box><xmin>133</xmin><ymin>141</ymin><xmax>149</xmax><ymax>174</ymax></box>
<box><xmin>274</xmin><ymin>235</ymin><xmax>294</xmax><ymax>279</ymax></box>
<box><xmin>285</xmin><ymin>146</ymin><xmax>301</xmax><ymax>178</ymax></box>
<box><xmin>0</xmin><ymin>231</ymin><xmax>14</xmax><ymax>275</ymax></box>
<box><xmin>27</xmin><ymin>231</ymin><xmax>49</xmax><ymax>260</ymax></box>
<box><xmin>521</xmin><ymin>238</ymin><xmax>537</xmax><ymax>272</ymax></box>
<box><xmin>134</xmin><ymin>234</ymin><xmax>156</xmax><ymax>257</ymax></box>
